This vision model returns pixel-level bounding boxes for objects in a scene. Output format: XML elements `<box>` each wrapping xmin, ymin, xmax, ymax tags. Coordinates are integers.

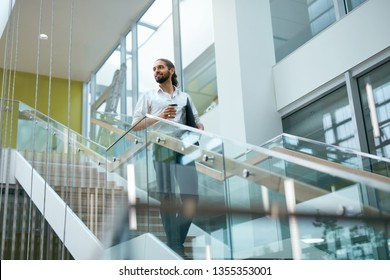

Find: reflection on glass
<box><xmin>282</xmin><ymin>86</ymin><xmax>357</xmax><ymax>150</ymax></box>
<box><xmin>94</xmin><ymin>49</ymin><xmax>123</xmax><ymax>114</ymax></box>
<box><xmin>217</xmin><ymin>128</ymin><xmax>389</xmax><ymax>259</ymax></box>
<box><xmin>179</xmin><ymin>0</ymin><xmax>218</xmax><ymax>116</ymax></box>
<box><xmin>344</xmin><ymin>0</ymin><xmax>367</xmax><ymax>13</ymax></box>
<box><xmin>126</xmin><ymin>31</ymin><xmax>133</xmax><ymax>116</ymax></box>
<box><xmin>262</xmin><ymin>134</ymin><xmax>390</xmax><ymax>177</ymax></box>
<box><xmin>270</xmin><ymin>0</ymin><xmax>336</xmax><ymax>61</ymax></box>
<box><xmin>90</xmin><ymin>47</ymin><xmax>127</xmax><ymax>145</ymax></box>
<box><xmin>358</xmin><ymin>61</ymin><xmax>390</xmax><ymax>159</ymax></box>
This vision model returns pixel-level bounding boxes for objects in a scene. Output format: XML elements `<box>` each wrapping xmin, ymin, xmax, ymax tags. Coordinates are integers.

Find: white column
<box><xmin>211</xmin><ymin>0</ymin><xmax>282</xmax><ymax>145</ymax></box>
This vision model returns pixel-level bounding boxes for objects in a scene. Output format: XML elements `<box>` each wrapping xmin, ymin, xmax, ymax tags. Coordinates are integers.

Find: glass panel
<box><xmin>145</xmin><ymin>118</ymin><xmax>229</xmax><ymax>260</ymax></box>
<box><xmin>90</xmin><ymin>110</ymin><xmax>132</xmax><ymax>149</ymax></box>
<box><xmin>282</xmin><ymin>86</ymin><xmax>358</xmax><ymax>150</ymax></box>
<box><xmin>270</xmin><ymin>0</ymin><xmax>336</xmax><ymax>61</ymax></box>
<box><xmin>103</xmin><ymin>115</ymin><xmax>390</xmax><ymax>260</ymax></box>
<box><xmin>9</xmin><ymin>103</ymin><xmax>390</xmax><ymax>260</ymax></box>
<box><xmin>16</xmin><ymin>101</ymin><xmax>109</xmax><ymax>244</ymax></box>
<box><xmin>262</xmin><ymin>134</ymin><xmax>390</xmax><ymax>179</ymax></box>
<box><xmin>104</xmin><ymin>116</ymin><xmax>231</xmax><ymax>259</ymax></box>
<box><xmin>141</xmin><ymin>0</ymin><xmax>172</xmax><ymax>26</ymax></box>
<box><xmin>179</xmin><ymin>0</ymin><xmax>218</xmax><ymax>116</ymax></box>
<box><xmin>358</xmin><ymin>61</ymin><xmax>390</xmax><ymax>160</ymax></box>
<box><xmin>93</xmin><ymin>48</ymin><xmax>125</xmax><ymax>116</ymax></box>
<box><xmin>138</xmin><ymin>0</ymin><xmax>174</xmax><ymax>93</ymax></box>
<box><xmin>222</xmin><ymin>137</ymin><xmax>390</xmax><ymax>259</ymax></box>
<box><xmin>125</xmin><ymin>31</ymin><xmax>133</xmax><ymax>116</ymax></box>
<box><xmin>101</xmin><ymin>118</ymin><xmax>150</xmax><ymax>256</ymax></box>
<box><xmin>295</xmin><ymin>211</ymin><xmax>389</xmax><ymax>260</ymax></box>
<box><xmin>344</xmin><ymin>0</ymin><xmax>367</xmax><ymax>13</ymax></box>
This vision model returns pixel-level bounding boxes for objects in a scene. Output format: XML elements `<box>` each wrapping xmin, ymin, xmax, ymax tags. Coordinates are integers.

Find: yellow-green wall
<box><xmin>1</xmin><ymin>68</ymin><xmax>83</xmax><ymax>133</ymax></box>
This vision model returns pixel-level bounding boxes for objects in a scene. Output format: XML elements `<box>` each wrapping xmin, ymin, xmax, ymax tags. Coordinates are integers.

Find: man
<box><xmin>132</xmin><ymin>58</ymin><xmax>204</xmax><ymax>258</ymax></box>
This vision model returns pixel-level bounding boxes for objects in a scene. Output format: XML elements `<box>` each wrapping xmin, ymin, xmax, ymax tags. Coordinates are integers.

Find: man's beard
<box><xmin>155</xmin><ymin>72</ymin><xmax>169</xmax><ymax>84</ymax></box>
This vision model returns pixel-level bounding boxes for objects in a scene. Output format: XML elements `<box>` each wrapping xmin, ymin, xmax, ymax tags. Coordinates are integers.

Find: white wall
<box><xmin>200</xmin><ymin>106</ymin><xmax>220</xmax><ymax>136</ymax></box>
<box><xmin>273</xmin><ymin>0</ymin><xmax>390</xmax><ymax>111</ymax></box>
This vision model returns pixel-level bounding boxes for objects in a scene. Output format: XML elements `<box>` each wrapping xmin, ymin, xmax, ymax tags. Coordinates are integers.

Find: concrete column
<box><xmin>212</xmin><ymin>0</ymin><xmax>282</xmax><ymax>145</ymax></box>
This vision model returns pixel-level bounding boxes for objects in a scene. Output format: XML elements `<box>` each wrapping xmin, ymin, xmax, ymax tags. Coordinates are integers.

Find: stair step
<box><xmin>23</xmin><ymin>149</ymin><xmax>202</xmax><ymax>258</ymax></box>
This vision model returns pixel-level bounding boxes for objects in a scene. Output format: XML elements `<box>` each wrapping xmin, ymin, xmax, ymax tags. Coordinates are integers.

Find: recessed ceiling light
<box><xmin>39</xmin><ymin>34</ymin><xmax>48</xmax><ymax>40</ymax></box>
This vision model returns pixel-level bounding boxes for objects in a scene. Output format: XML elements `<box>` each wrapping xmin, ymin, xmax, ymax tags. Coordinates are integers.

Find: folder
<box><xmin>185</xmin><ymin>98</ymin><xmax>196</xmax><ymax>128</ymax></box>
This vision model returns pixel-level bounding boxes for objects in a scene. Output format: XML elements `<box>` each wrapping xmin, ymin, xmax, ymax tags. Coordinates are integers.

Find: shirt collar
<box><xmin>157</xmin><ymin>86</ymin><xmax>179</xmax><ymax>97</ymax></box>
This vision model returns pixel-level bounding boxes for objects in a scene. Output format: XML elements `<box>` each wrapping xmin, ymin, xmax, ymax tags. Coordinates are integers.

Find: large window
<box><xmin>270</xmin><ymin>0</ymin><xmax>368</xmax><ymax>62</ymax></box>
<box><xmin>282</xmin><ymin>86</ymin><xmax>358</xmax><ymax>150</ymax></box>
<box><xmin>137</xmin><ymin>0</ymin><xmax>174</xmax><ymax>94</ymax></box>
<box><xmin>179</xmin><ymin>0</ymin><xmax>218</xmax><ymax>115</ymax></box>
<box><xmin>358</xmin><ymin>61</ymin><xmax>390</xmax><ymax>158</ymax></box>
<box><xmin>93</xmin><ymin>49</ymin><xmax>123</xmax><ymax>115</ymax></box>
<box><xmin>270</xmin><ymin>0</ymin><xmax>336</xmax><ymax>62</ymax></box>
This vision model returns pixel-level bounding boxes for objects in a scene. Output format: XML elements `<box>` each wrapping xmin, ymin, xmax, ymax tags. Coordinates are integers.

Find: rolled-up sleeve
<box><xmin>132</xmin><ymin>93</ymin><xmax>149</xmax><ymax>125</ymax></box>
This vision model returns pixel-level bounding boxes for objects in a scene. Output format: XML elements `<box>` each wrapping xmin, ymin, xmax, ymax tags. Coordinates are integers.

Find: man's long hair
<box><xmin>156</xmin><ymin>58</ymin><xmax>178</xmax><ymax>87</ymax></box>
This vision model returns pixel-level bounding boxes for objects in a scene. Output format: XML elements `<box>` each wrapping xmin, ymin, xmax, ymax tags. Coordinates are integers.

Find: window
<box><xmin>94</xmin><ymin>49</ymin><xmax>122</xmax><ymax>114</ymax></box>
<box><xmin>137</xmin><ymin>0</ymin><xmax>174</xmax><ymax>93</ymax></box>
<box><xmin>282</xmin><ymin>86</ymin><xmax>358</xmax><ymax>150</ymax></box>
<box><xmin>270</xmin><ymin>0</ymin><xmax>336</xmax><ymax>61</ymax></box>
<box><xmin>358</xmin><ymin>61</ymin><xmax>390</xmax><ymax>158</ymax></box>
<box><xmin>344</xmin><ymin>0</ymin><xmax>367</xmax><ymax>13</ymax></box>
<box><xmin>179</xmin><ymin>0</ymin><xmax>218</xmax><ymax>115</ymax></box>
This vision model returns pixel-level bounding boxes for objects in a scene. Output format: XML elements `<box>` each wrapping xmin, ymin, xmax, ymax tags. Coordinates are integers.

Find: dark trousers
<box><xmin>153</xmin><ymin>148</ymin><xmax>199</xmax><ymax>253</ymax></box>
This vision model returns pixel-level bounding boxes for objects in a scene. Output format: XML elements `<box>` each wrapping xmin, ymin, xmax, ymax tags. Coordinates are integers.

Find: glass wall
<box><xmin>89</xmin><ymin>47</ymin><xmax>126</xmax><ymax>147</ymax></box>
<box><xmin>84</xmin><ymin>0</ymin><xmax>220</xmax><ymax>136</ymax></box>
<box><xmin>125</xmin><ymin>31</ymin><xmax>133</xmax><ymax>117</ymax></box>
<box><xmin>358</xmin><ymin>61</ymin><xmax>390</xmax><ymax>159</ymax></box>
<box><xmin>344</xmin><ymin>0</ymin><xmax>367</xmax><ymax>12</ymax></box>
<box><xmin>137</xmin><ymin>0</ymin><xmax>174</xmax><ymax>94</ymax></box>
<box><xmin>270</xmin><ymin>0</ymin><xmax>336</xmax><ymax>62</ymax></box>
<box><xmin>94</xmin><ymin>49</ymin><xmax>122</xmax><ymax>114</ymax></box>
<box><xmin>82</xmin><ymin>0</ymin><xmax>376</xmax><ymax>155</ymax></box>
<box><xmin>179</xmin><ymin>0</ymin><xmax>218</xmax><ymax>115</ymax></box>
<box><xmin>282</xmin><ymin>86</ymin><xmax>358</xmax><ymax>150</ymax></box>
<box><xmin>270</xmin><ymin>0</ymin><xmax>368</xmax><ymax>62</ymax></box>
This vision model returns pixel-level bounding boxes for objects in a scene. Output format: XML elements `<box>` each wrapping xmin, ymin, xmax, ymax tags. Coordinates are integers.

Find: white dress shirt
<box><xmin>132</xmin><ymin>86</ymin><xmax>200</xmax><ymax>126</ymax></box>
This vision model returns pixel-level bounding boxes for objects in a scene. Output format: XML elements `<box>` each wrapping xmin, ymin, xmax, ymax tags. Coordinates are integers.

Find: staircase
<box><xmin>15</xmin><ymin>149</ymin><xmax>196</xmax><ymax>259</ymax></box>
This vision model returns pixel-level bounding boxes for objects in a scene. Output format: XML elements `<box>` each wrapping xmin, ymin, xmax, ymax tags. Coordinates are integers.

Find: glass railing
<box><xmin>4</xmin><ymin>101</ymin><xmax>390</xmax><ymax>260</ymax></box>
<box><xmin>221</xmin><ymin>136</ymin><xmax>390</xmax><ymax>260</ymax></box>
<box><xmin>16</xmin><ymin>101</ymin><xmax>113</xmax><ymax>243</ymax></box>
<box><xmin>89</xmin><ymin>111</ymin><xmax>132</xmax><ymax>152</ymax></box>
<box><xmin>262</xmin><ymin>133</ymin><xmax>390</xmax><ymax>178</ymax></box>
<box><xmin>14</xmin><ymin>102</ymin><xmax>148</xmax><ymax>258</ymax></box>
<box><xmin>104</xmin><ymin>114</ymin><xmax>390</xmax><ymax>260</ymax></box>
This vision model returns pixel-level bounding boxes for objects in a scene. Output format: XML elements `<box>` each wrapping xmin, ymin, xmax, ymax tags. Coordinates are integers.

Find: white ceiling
<box><xmin>0</xmin><ymin>0</ymin><xmax>154</xmax><ymax>81</ymax></box>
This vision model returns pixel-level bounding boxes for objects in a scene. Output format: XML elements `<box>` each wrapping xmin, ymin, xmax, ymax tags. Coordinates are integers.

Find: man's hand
<box><xmin>159</xmin><ymin>105</ymin><xmax>177</xmax><ymax>119</ymax></box>
<box><xmin>196</xmin><ymin>123</ymin><xmax>204</xmax><ymax>130</ymax></box>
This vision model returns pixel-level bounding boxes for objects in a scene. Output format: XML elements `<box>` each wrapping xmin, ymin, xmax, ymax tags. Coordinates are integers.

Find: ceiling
<box><xmin>0</xmin><ymin>0</ymin><xmax>154</xmax><ymax>81</ymax></box>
